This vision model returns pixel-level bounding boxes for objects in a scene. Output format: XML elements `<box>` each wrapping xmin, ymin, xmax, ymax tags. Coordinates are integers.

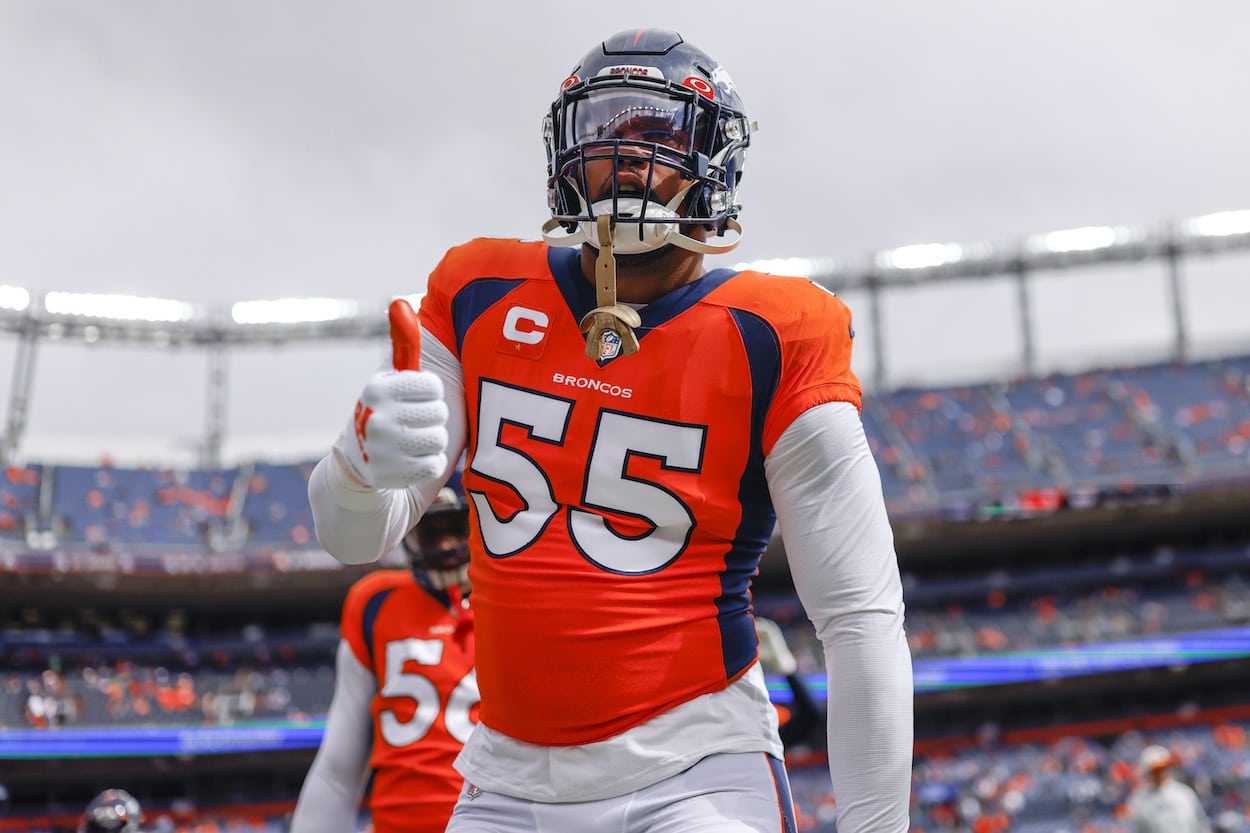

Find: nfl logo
<box><xmin>599</xmin><ymin>330</ymin><xmax>622</xmax><ymax>360</ymax></box>
<box><xmin>466</xmin><ymin>783</ymin><xmax>483</xmax><ymax>800</ymax></box>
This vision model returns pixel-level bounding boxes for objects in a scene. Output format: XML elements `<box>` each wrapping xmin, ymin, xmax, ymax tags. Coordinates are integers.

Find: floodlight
<box><xmin>729</xmin><ymin>257</ymin><xmax>843</xmax><ymax>278</ymax></box>
<box><xmin>1024</xmin><ymin>225</ymin><xmax>1143</xmax><ymax>254</ymax></box>
<box><xmin>0</xmin><ymin>285</ymin><xmax>32</xmax><ymax>312</ymax></box>
<box><xmin>876</xmin><ymin>243</ymin><xmax>966</xmax><ymax>271</ymax></box>
<box><xmin>1182</xmin><ymin>209</ymin><xmax>1250</xmax><ymax>239</ymax></box>
<box><xmin>231</xmin><ymin>298</ymin><xmax>360</xmax><ymax>325</ymax></box>
<box><xmin>42</xmin><ymin>291</ymin><xmax>195</xmax><ymax>322</ymax></box>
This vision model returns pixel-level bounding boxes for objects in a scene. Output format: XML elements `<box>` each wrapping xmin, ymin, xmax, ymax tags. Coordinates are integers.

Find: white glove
<box><xmin>331</xmin><ymin>367</ymin><xmax>449</xmax><ymax>490</ymax></box>
<box><xmin>755</xmin><ymin>616</ymin><xmax>799</xmax><ymax>676</ymax></box>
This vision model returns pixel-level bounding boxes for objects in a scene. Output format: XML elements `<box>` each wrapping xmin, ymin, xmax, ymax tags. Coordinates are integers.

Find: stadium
<box><xmin>2</xmin><ymin>206</ymin><xmax>1249</xmax><ymax>833</ymax></box>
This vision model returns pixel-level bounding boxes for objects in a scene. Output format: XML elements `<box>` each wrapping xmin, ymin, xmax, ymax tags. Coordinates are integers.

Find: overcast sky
<box><xmin>2</xmin><ymin>1</ymin><xmax>1249</xmax><ymax>465</ymax></box>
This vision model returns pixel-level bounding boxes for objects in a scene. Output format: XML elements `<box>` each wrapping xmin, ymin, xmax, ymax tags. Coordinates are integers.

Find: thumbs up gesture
<box><xmin>331</xmin><ymin>298</ymin><xmax>450</xmax><ymax>490</ymax></box>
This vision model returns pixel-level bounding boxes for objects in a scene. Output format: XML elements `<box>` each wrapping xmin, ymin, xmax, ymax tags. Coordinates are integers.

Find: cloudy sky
<box><xmin>2</xmin><ymin>1</ymin><xmax>1249</xmax><ymax>465</ymax></box>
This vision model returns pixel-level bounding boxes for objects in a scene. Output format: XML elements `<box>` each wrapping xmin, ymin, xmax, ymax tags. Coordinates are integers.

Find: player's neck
<box><xmin>579</xmin><ymin>245</ymin><xmax>706</xmax><ymax>305</ymax></box>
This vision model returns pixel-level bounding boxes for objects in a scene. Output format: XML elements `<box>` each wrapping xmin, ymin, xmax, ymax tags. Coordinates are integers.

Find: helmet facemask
<box><xmin>543</xmin><ymin>75</ymin><xmax>751</xmax><ymax>256</ymax></box>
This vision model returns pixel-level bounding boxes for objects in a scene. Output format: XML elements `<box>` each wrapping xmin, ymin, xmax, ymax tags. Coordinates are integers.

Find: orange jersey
<box><xmin>339</xmin><ymin>569</ymin><xmax>476</xmax><ymax>833</ymax></box>
<box><xmin>419</xmin><ymin>238</ymin><xmax>860</xmax><ymax>746</ymax></box>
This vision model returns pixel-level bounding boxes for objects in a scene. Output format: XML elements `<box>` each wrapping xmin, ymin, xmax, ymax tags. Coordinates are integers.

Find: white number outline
<box><xmin>378</xmin><ymin>637</ymin><xmax>479</xmax><ymax>747</ymax></box>
<box><xmin>470</xmin><ymin>379</ymin><xmax>572</xmax><ymax>557</ymax></box>
<box><xmin>470</xmin><ymin>380</ymin><xmax>707</xmax><ymax>575</ymax></box>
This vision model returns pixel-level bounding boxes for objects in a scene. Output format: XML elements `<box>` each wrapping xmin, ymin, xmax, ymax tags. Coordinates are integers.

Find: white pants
<box><xmin>445</xmin><ymin>752</ymin><xmax>798</xmax><ymax>833</ymax></box>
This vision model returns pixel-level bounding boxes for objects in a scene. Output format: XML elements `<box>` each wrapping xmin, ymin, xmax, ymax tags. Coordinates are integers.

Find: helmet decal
<box><xmin>598</xmin><ymin>65</ymin><xmax>666</xmax><ymax>79</ymax></box>
<box><xmin>681</xmin><ymin>76</ymin><xmax>715</xmax><ymax>100</ymax></box>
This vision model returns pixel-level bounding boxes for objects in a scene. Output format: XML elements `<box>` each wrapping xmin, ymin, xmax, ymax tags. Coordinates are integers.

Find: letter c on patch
<box><xmin>503</xmin><ymin>307</ymin><xmax>549</xmax><ymax>345</ymax></box>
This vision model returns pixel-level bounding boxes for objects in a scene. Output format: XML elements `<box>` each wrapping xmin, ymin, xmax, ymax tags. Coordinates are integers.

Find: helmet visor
<box><xmin>563</xmin><ymin>88</ymin><xmax>702</xmax><ymax>156</ymax></box>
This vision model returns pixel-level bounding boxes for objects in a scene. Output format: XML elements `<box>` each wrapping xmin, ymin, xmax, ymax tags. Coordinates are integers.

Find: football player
<box><xmin>291</xmin><ymin>473</ymin><xmax>475</xmax><ymax>833</ymax></box>
<box><xmin>310</xmin><ymin>27</ymin><xmax>911</xmax><ymax>833</ymax></box>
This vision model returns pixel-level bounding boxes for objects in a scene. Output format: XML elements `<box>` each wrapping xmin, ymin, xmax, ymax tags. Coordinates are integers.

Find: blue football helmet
<box><xmin>402</xmin><ymin>468</ymin><xmax>470</xmax><ymax>591</ymax></box>
<box><xmin>542</xmin><ymin>28</ymin><xmax>753</xmax><ymax>256</ymax></box>
<box><xmin>80</xmin><ymin>790</ymin><xmax>142</xmax><ymax>833</ymax></box>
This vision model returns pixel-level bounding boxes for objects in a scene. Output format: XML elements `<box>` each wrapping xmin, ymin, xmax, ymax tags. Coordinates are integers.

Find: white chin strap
<box><xmin>542</xmin><ymin>191</ymin><xmax>743</xmax><ymax>255</ymax></box>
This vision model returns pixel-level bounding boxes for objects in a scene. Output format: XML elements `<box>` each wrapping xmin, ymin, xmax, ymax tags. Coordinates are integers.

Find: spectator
<box><xmin>1127</xmin><ymin>745</ymin><xmax>1212</xmax><ymax>833</ymax></box>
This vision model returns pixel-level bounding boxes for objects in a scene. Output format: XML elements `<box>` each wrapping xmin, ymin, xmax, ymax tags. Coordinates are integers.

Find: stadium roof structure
<box><xmin>735</xmin><ymin>209</ymin><xmax>1250</xmax><ymax>289</ymax></box>
<box><xmin>736</xmin><ymin>208</ymin><xmax>1250</xmax><ymax>391</ymax></box>
<box><xmin>1</xmin><ymin>209</ymin><xmax>1248</xmax><ymax>465</ymax></box>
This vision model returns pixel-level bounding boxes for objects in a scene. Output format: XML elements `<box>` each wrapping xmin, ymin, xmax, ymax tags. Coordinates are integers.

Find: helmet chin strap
<box><xmin>543</xmin><ymin>185</ymin><xmax>744</xmax><ymax>360</ymax></box>
<box><xmin>541</xmin><ymin>184</ymin><xmax>744</xmax><ymax>255</ymax></box>
<box><xmin>579</xmin><ymin>214</ymin><xmax>642</xmax><ymax>360</ymax></box>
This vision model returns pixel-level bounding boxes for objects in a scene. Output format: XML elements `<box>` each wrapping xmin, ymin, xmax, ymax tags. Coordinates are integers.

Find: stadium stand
<box><xmin>4</xmin><ymin>352</ymin><xmax>1250</xmax><ymax>832</ymax></box>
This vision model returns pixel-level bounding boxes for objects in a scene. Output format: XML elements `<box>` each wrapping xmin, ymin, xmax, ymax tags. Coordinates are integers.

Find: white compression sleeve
<box><xmin>289</xmin><ymin>640</ymin><xmax>377</xmax><ymax>833</ymax></box>
<box><xmin>309</xmin><ymin>328</ymin><xmax>468</xmax><ymax>565</ymax></box>
<box><xmin>765</xmin><ymin>401</ymin><xmax>914</xmax><ymax>833</ymax></box>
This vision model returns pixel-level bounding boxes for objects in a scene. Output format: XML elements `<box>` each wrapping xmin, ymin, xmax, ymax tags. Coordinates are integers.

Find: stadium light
<box><xmin>876</xmin><ymin>243</ymin><xmax>967</xmax><ymax>271</ymax></box>
<box><xmin>231</xmin><ymin>298</ymin><xmax>360</xmax><ymax>325</ymax></box>
<box><xmin>1182</xmin><ymin>209</ymin><xmax>1250</xmax><ymax>239</ymax></box>
<box><xmin>0</xmin><ymin>285</ymin><xmax>31</xmax><ymax>312</ymax></box>
<box><xmin>729</xmin><ymin>256</ymin><xmax>843</xmax><ymax>278</ymax></box>
<box><xmin>42</xmin><ymin>291</ymin><xmax>195</xmax><ymax>322</ymax></box>
<box><xmin>1025</xmin><ymin>225</ymin><xmax>1127</xmax><ymax>254</ymax></box>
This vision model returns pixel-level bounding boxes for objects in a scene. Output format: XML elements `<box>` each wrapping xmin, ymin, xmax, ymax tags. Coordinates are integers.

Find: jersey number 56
<box><xmin>379</xmin><ymin>637</ymin><xmax>478</xmax><ymax>747</ymax></box>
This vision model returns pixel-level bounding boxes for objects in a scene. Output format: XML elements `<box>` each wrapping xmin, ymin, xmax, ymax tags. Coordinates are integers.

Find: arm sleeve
<box><xmin>765</xmin><ymin>400</ymin><xmax>913</xmax><ymax>833</ymax></box>
<box><xmin>309</xmin><ymin>330</ymin><xmax>468</xmax><ymax>565</ymax></box>
<box><xmin>289</xmin><ymin>640</ymin><xmax>378</xmax><ymax>833</ymax></box>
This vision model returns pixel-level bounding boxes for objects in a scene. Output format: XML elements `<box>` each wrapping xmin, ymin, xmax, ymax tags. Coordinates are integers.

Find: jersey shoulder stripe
<box><xmin>340</xmin><ymin>570</ymin><xmax>409</xmax><ymax>670</ymax></box>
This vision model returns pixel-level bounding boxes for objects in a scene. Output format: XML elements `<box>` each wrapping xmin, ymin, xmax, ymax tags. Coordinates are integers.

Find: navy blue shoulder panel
<box><xmin>639</xmin><ymin>267</ymin><xmax>738</xmax><ymax>330</ymax></box>
<box><xmin>717</xmin><ymin>307</ymin><xmax>783</xmax><ymax>678</ymax></box>
<box><xmin>549</xmin><ymin>246</ymin><xmax>591</xmax><ymax>315</ymax></box>
<box><xmin>360</xmin><ymin>586</ymin><xmax>395</xmax><ymax>673</ymax></box>
<box><xmin>449</xmin><ymin>278</ymin><xmax>526</xmax><ymax>355</ymax></box>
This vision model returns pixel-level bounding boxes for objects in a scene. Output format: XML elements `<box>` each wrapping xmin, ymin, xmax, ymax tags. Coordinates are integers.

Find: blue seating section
<box><xmin>239</xmin><ymin>461</ymin><xmax>318</xmax><ymax>545</ymax></box>
<box><xmin>47</xmin><ymin>465</ymin><xmax>236</xmax><ymax>546</ymax></box>
<box><xmin>2</xmin><ymin>352</ymin><xmax>1249</xmax><ymax>548</ymax></box>
<box><xmin>0</xmin><ymin>463</ymin><xmax>41</xmax><ymax>538</ymax></box>
<box><xmin>787</xmin><ymin>719</ymin><xmax>1250</xmax><ymax>832</ymax></box>
<box><xmin>1116</xmin><ymin>356</ymin><xmax>1250</xmax><ymax>472</ymax></box>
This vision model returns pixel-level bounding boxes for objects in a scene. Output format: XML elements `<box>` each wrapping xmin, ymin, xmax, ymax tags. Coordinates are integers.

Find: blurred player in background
<box><xmin>310</xmin><ymin>26</ymin><xmax>911</xmax><ymax>833</ymax></box>
<box><xmin>1127</xmin><ymin>745</ymin><xmax>1211</xmax><ymax>833</ymax></box>
<box><xmin>291</xmin><ymin>473</ymin><xmax>475</xmax><ymax>833</ymax></box>
<box><xmin>79</xmin><ymin>789</ymin><xmax>143</xmax><ymax>833</ymax></box>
